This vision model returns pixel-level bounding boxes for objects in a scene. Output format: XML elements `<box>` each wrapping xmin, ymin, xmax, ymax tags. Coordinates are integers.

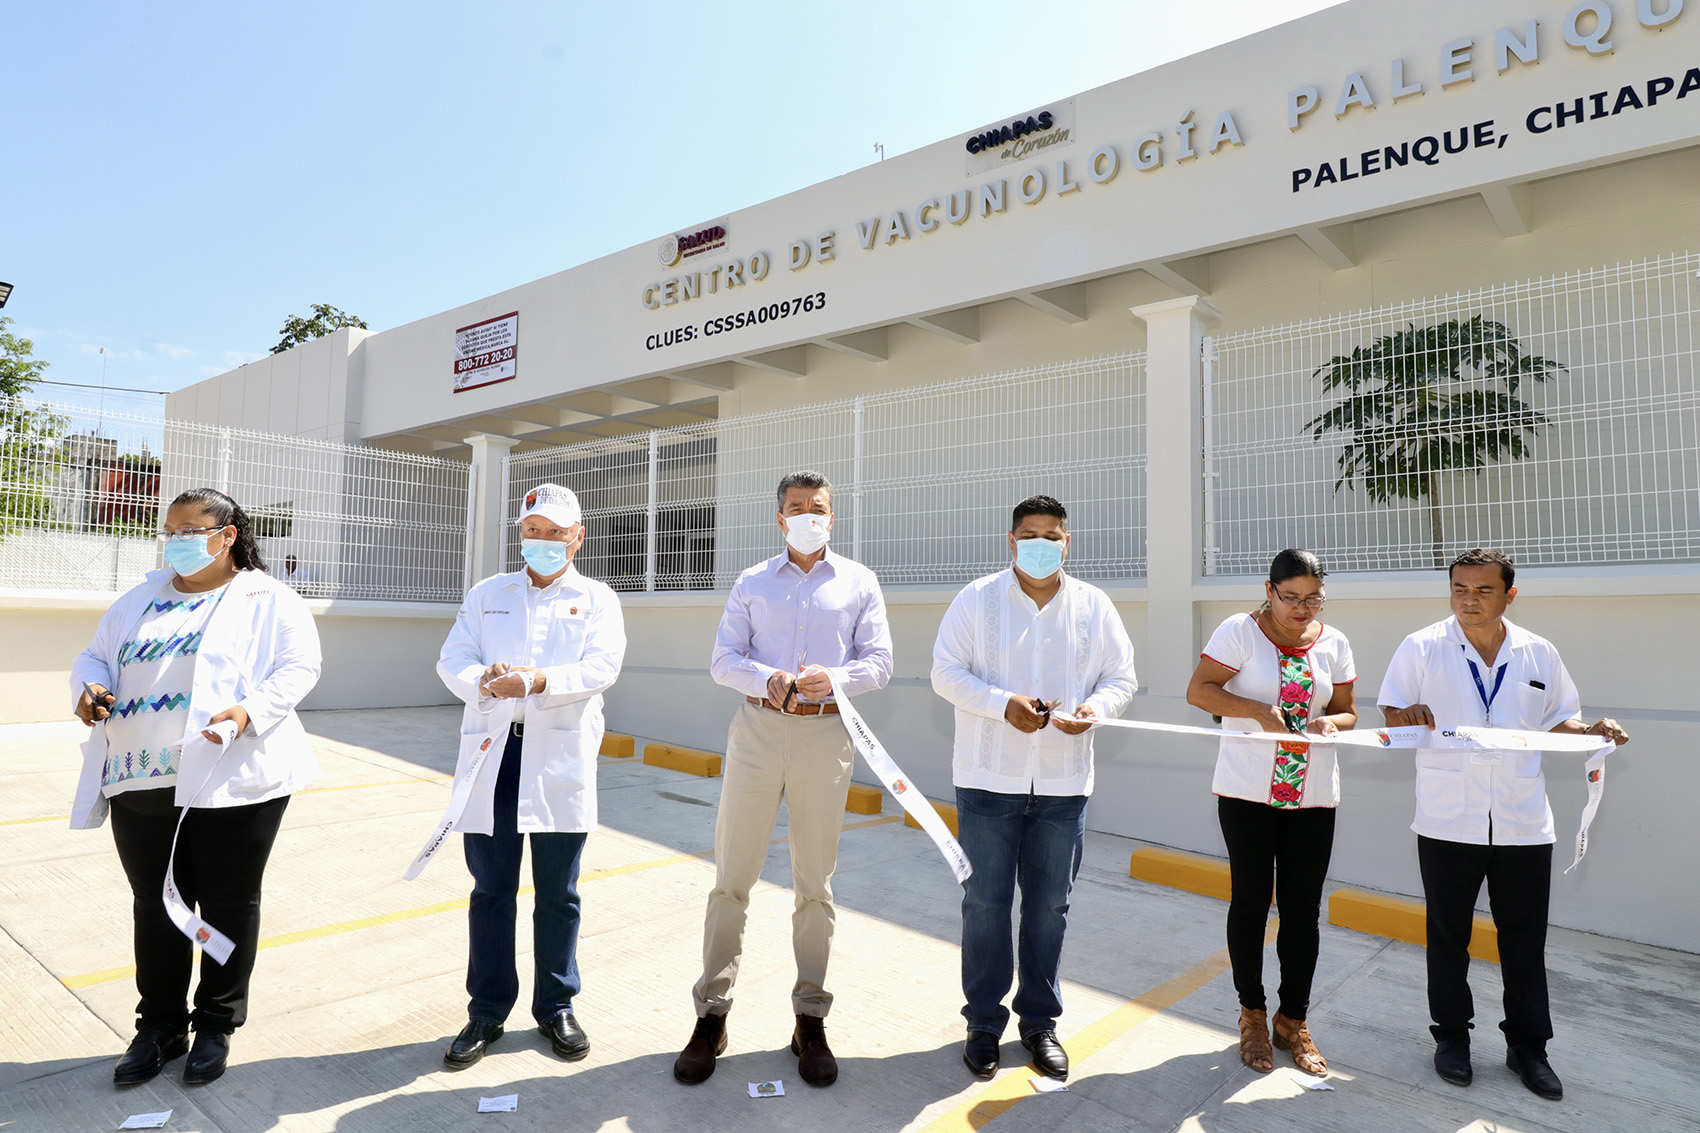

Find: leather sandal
<box><xmin>1272</xmin><ymin>1012</ymin><xmax>1327</xmax><ymax>1076</ymax></box>
<box><xmin>1238</xmin><ymin>1007</ymin><xmax>1273</xmax><ymax>1073</ymax></box>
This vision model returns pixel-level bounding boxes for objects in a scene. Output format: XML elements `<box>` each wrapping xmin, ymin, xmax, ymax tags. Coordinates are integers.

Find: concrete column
<box><xmin>465</xmin><ymin>433</ymin><xmax>518</xmax><ymax>584</ymax></box>
<box><xmin>1130</xmin><ymin>296</ymin><xmax>1221</xmax><ymax>700</ymax></box>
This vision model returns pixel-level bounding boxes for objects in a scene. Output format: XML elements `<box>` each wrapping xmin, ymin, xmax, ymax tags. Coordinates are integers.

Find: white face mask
<box><xmin>784</xmin><ymin>512</ymin><xmax>830</xmax><ymax>555</ymax></box>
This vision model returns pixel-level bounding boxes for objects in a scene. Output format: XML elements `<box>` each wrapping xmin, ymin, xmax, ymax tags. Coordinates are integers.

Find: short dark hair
<box><xmin>1449</xmin><ymin>547</ymin><xmax>1515</xmax><ymax>589</ymax></box>
<box><xmin>1269</xmin><ymin>548</ymin><xmax>1325</xmax><ymax>586</ymax></box>
<box><xmin>776</xmin><ymin>470</ymin><xmax>832</xmax><ymax>510</ymax></box>
<box><xmin>1011</xmin><ymin>495</ymin><xmax>1067</xmax><ymax>531</ymax></box>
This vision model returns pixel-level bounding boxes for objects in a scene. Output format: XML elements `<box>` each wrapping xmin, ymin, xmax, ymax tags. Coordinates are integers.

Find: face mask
<box><xmin>1014</xmin><ymin>537</ymin><xmax>1065</xmax><ymax>580</ymax></box>
<box><xmin>521</xmin><ymin>538</ymin><xmax>571</xmax><ymax>576</ymax></box>
<box><xmin>163</xmin><ymin>533</ymin><xmax>224</xmax><ymax>577</ymax></box>
<box><xmin>785</xmin><ymin>513</ymin><xmax>830</xmax><ymax>555</ymax></box>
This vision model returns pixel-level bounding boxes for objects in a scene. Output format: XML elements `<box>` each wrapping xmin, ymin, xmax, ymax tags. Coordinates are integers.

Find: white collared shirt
<box><xmin>709</xmin><ymin>548</ymin><xmax>893</xmax><ymax>701</ymax></box>
<box><xmin>932</xmin><ymin>569</ymin><xmax>1138</xmax><ymax>797</ymax></box>
<box><xmin>1377</xmin><ymin>615</ymin><xmax>1582</xmax><ymax>846</ymax></box>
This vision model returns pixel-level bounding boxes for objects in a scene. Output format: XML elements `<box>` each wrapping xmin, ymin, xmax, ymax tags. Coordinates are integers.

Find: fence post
<box><xmin>464</xmin><ymin>433</ymin><xmax>518</xmax><ymax>586</ymax></box>
<box><xmin>851</xmin><ymin>397</ymin><xmax>865</xmax><ymax>563</ymax></box>
<box><xmin>1129</xmin><ymin>295</ymin><xmax>1221</xmax><ymax>701</ymax></box>
<box><xmin>461</xmin><ymin>462</ymin><xmax>479</xmax><ymax>593</ymax></box>
<box><xmin>645</xmin><ymin>431</ymin><xmax>659</xmax><ymax>592</ymax></box>
<box><xmin>1200</xmin><ymin>335</ymin><xmax>1217</xmax><ymax>577</ymax></box>
<box><xmin>216</xmin><ymin>428</ymin><xmax>232</xmax><ymax>494</ymax></box>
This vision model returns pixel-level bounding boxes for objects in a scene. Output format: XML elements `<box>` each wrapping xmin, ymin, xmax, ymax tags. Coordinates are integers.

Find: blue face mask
<box><xmin>1014</xmin><ymin>537</ymin><xmax>1065</xmax><ymax>580</ymax></box>
<box><xmin>163</xmin><ymin>534</ymin><xmax>223</xmax><ymax>577</ymax></box>
<box><xmin>521</xmin><ymin>538</ymin><xmax>570</xmax><ymax>576</ymax></box>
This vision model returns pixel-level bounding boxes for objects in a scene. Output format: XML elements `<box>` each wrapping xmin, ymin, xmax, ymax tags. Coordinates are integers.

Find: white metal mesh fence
<box><xmin>0</xmin><ymin>398</ymin><xmax>470</xmax><ymax>600</ymax></box>
<box><xmin>1205</xmin><ymin>252</ymin><xmax>1700</xmax><ymax>575</ymax></box>
<box><xmin>506</xmin><ymin>352</ymin><xmax>1148</xmax><ymax>590</ymax></box>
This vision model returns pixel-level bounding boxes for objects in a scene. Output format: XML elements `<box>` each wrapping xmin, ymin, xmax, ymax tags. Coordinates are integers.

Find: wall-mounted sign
<box><xmin>659</xmin><ymin>220</ymin><xmax>729</xmax><ymax>267</ymax></box>
<box><xmin>453</xmin><ymin>311</ymin><xmax>518</xmax><ymax>393</ymax></box>
<box><xmin>965</xmin><ymin>101</ymin><xmax>1075</xmax><ymax>174</ymax></box>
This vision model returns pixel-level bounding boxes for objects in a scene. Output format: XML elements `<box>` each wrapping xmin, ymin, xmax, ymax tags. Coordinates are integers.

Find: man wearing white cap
<box><xmin>673</xmin><ymin>469</ymin><xmax>893</xmax><ymax>1088</ymax></box>
<box><xmin>436</xmin><ymin>482</ymin><xmax>626</xmax><ymax>1069</ymax></box>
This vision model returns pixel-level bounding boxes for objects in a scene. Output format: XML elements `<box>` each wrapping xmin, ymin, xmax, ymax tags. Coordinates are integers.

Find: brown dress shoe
<box><xmin>1238</xmin><ymin>1007</ymin><xmax>1273</xmax><ymax>1073</ymax></box>
<box><xmin>673</xmin><ymin>1013</ymin><xmax>727</xmax><ymax>1085</ymax></box>
<box><xmin>1272</xmin><ymin>1012</ymin><xmax>1327</xmax><ymax>1076</ymax></box>
<box><xmin>790</xmin><ymin>1014</ymin><xmax>838</xmax><ymax>1087</ymax></box>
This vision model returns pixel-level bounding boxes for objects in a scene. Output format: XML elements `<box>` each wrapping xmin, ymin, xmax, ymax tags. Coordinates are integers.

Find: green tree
<box><xmin>270</xmin><ymin>303</ymin><xmax>368</xmax><ymax>354</ymax></box>
<box><xmin>1307</xmin><ymin>316</ymin><xmax>1563</xmax><ymax>568</ymax></box>
<box><xmin>0</xmin><ymin>316</ymin><xmax>49</xmax><ymax>396</ymax></box>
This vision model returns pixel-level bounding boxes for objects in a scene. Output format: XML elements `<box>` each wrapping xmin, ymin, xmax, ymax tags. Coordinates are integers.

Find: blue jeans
<box><xmin>956</xmin><ymin>787</ymin><xmax>1088</xmax><ymax>1038</ymax></box>
<box><xmin>463</xmin><ymin>731</ymin><xmax>587</xmax><ymax>1026</ymax></box>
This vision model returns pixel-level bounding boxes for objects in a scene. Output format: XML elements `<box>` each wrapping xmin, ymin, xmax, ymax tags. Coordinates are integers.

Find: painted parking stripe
<box><xmin>59</xmin><ymin>815</ymin><xmax>902</xmax><ymax>990</ymax></box>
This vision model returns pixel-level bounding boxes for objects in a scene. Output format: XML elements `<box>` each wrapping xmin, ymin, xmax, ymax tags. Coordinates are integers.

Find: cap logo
<box><xmin>525</xmin><ymin>489</ymin><xmax>539</xmax><ymax>509</ymax></box>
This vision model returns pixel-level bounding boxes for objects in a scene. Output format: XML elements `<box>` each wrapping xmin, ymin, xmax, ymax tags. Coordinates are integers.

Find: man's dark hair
<box><xmin>1449</xmin><ymin>547</ymin><xmax>1515</xmax><ymax>589</ymax></box>
<box><xmin>1011</xmin><ymin>494</ymin><xmax>1068</xmax><ymax>531</ymax></box>
<box><xmin>777</xmin><ymin>470</ymin><xmax>832</xmax><ymax>510</ymax></box>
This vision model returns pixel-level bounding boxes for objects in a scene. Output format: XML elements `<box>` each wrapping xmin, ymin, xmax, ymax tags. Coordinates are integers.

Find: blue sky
<box><xmin>5</xmin><ymin>0</ymin><xmax>1341</xmax><ymax>416</ymax></box>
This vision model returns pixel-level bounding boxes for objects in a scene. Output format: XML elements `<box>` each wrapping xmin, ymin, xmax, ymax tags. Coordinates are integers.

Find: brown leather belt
<box><xmin>747</xmin><ymin>696</ymin><xmax>840</xmax><ymax>716</ymax></box>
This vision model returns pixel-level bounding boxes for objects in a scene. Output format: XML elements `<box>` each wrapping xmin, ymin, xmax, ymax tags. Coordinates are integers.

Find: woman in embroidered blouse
<box><xmin>1186</xmin><ymin>548</ymin><xmax>1356</xmax><ymax>1079</ymax></box>
<box><xmin>71</xmin><ymin>488</ymin><xmax>321</xmax><ymax>1089</ymax></box>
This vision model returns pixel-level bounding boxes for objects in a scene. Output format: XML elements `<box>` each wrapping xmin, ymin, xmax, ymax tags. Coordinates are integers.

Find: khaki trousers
<box><xmin>692</xmin><ymin>701</ymin><xmax>854</xmax><ymax>1018</ymax></box>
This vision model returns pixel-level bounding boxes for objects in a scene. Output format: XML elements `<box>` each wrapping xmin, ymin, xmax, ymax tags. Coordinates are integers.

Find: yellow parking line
<box><xmin>59</xmin><ymin>814</ymin><xmax>903</xmax><ymax>990</ymax></box>
<box><xmin>0</xmin><ymin>815</ymin><xmax>66</xmax><ymax>827</ymax></box>
<box><xmin>918</xmin><ymin>918</ymin><xmax>1281</xmax><ymax>1132</ymax></box>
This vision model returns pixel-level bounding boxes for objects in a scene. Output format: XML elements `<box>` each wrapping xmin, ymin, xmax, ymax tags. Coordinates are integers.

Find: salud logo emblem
<box><xmin>1376</xmin><ymin>731</ymin><xmax>1392</xmax><ymax>746</ymax></box>
<box><xmin>525</xmin><ymin>489</ymin><xmax>539</xmax><ymax>510</ymax></box>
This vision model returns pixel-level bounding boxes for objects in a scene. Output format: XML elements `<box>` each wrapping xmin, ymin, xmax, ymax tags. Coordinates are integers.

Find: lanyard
<box><xmin>1464</xmin><ymin>651</ymin><xmax>1507</xmax><ymax>724</ymax></box>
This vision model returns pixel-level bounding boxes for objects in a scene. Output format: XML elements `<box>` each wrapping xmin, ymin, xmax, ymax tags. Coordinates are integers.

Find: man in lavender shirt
<box><xmin>673</xmin><ymin>470</ymin><xmax>893</xmax><ymax>1089</ymax></box>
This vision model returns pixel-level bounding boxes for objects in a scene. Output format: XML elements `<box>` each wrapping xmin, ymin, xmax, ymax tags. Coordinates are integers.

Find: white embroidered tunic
<box><xmin>932</xmin><ymin>569</ymin><xmax>1138</xmax><ymax>796</ymax></box>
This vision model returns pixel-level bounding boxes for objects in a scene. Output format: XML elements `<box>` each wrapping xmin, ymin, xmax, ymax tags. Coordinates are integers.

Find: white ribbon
<box><xmin>403</xmin><ymin>697</ymin><xmax>517</xmax><ymax>880</ymax></box>
<box><xmin>161</xmin><ymin>719</ymin><xmax>240</xmax><ymax>966</ymax></box>
<box><xmin>827</xmin><ymin>672</ymin><xmax>972</xmax><ymax>884</ymax></box>
<box><xmin>1054</xmin><ymin>713</ymin><xmax>1614</xmax><ymax>871</ymax></box>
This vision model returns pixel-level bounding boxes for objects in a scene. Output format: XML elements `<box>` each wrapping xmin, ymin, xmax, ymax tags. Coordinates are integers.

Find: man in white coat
<box><xmin>436</xmin><ymin>483</ymin><xmax>626</xmax><ymax>1068</ymax></box>
<box><xmin>932</xmin><ymin>494</ymin><xmax>1138</xmax><ymax>1082</ymax></box>
<box><xmin>1378</xmin><ymin>548</ymin><xmax>1627</xmax><ymax>1101</ymax></box>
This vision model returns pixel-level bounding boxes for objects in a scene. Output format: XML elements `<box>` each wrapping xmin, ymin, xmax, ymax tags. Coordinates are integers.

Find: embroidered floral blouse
<box><xmin>1201</xmin><ymin>612</ymin><xmax>1356</xmax><ymax>809</ymax></box>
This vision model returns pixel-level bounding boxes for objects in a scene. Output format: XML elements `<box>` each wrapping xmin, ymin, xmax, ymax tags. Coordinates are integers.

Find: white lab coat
<box><xmin>437</xmin><ymin>567</ymin><xmax>626</xmax><ymax>835</ymax></box>
<box><xmin>68</xmin><ymin>568</ymin><xmax>323</xmax><ymax>829</ymax></box>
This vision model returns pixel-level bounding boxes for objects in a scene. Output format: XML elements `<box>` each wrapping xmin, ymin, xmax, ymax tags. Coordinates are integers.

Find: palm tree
<box><xmin>1307</xmin><ymin>316</ymin><xmax>1563</xmax><ymax>568</ymax></box>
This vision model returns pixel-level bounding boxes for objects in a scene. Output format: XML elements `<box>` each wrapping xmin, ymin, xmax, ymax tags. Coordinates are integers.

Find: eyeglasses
<box><xmin>157</xmin><ymin>526</ymin><xmax>226</xmax><ymax>541</ymax></box>
<box><xmin>1273</xmin><ymin>590</ymin><xmax>1325</xmax><ymax>610</ymax></box>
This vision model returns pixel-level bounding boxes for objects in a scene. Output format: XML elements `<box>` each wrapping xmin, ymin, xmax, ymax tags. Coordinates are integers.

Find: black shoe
<box><xmin>790</xmin><ymin>1014</ymin><xmax>838</xmax><ymax>1087</ymax></box>
<box><xmin>114</xmin><ymin>1029</ymin><xmax>189</xmax><ymax>1086</ymax></box>
<box><xmin>444</xmin><ymin>1020</ymin><xmax>504</xmax><ymax>1069</ymax></box>
<box><xmin>538</xmin><ymin>1010</ymin><xmax>590</xmax><ymax>1061</ymax></box>
<box><xmin>1507</xmin><ymin>1045</ymin><xmax>1563</xmax><ymax>1100</ymax></box>
<box><xmin>962</xmin><ymin>1031</ymin><xmax>999</xmax><ymax>1080</ymax></box>
<box><xmin>182</xmin><ymin>1031</ymin><xmax>230</xmax><ymax>1085</ymax></box>
<box><xmin>1021</xmin><ymin>1030</ymin><xmax>1069</xmax><ymax>1080</ymax></box>
<box><xmin>1434</xmin><ymin>1037</ymin><xmax>1472</xmax><ymax>1086</ymax></box>
<box><xmin>673</xmin><ymin>1013</ymin><xmax>728</xmax><ymax>1085</ymax></box>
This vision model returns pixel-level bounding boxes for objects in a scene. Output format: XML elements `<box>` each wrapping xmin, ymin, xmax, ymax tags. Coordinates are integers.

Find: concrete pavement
<box><xmin>1</xmin><ymin>707</ymin><xmax>1694</xmax><ymax>1132</ymax></box>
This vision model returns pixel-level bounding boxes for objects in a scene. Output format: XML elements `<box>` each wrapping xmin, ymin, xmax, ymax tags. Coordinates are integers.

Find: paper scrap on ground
<box><xmin>748</xmin><ymin>1080</ymin><xmax>785</xmax><ymax>1098</ymax></box>
<box><xmin>1297</xmin><ymin>1073</ymin><xmax>1334</xmax><ymax>1091</ymax></box>
<box><xmin>477</xmin><ymin>1094</ymin><xmax>519</xmax><ymax>1113</ymax></box>
<box><xmin>1030</xmin><ymin>1076</ymin><xmax>1069</xmax><ymax>1093</ymax></box>
<box><xmin>120</xmin><ymin>1112</ymin><xmax>172</xmax><ymax>1130</ymax></box>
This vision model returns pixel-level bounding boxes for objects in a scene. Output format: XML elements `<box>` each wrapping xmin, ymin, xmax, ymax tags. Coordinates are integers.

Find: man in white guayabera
<box><xmin>1378</xmin><ymin>548</ymin><xmax>1628</xmax><ymax>1103</ymax></box>
<box><xmin>931</xmin><ymin>494</ymin><xmax>1138</xmax><ymax>1083</ymax></box>
<box><xmin>674</xmin><ymin>470</ymin><xmax>893</xmax><ymax>1089</ymax></box>
<box><xmin>435</xmin><ymin>483</ymin><xmax>626</xmax><ymax>1070</ymax></box>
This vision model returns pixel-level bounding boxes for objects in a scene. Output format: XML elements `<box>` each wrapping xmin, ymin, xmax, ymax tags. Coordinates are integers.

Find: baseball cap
<box><xmin>520</xmin><ymin>483</ymin><xmax>582</xmax><ymax>528</ymax></box>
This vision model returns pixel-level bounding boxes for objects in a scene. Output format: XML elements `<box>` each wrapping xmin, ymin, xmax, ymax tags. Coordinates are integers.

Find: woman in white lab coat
<box><xmin>71</xmin><ymin>487</ymin><xmax>321</xmax><ymax>1088</ymax></box>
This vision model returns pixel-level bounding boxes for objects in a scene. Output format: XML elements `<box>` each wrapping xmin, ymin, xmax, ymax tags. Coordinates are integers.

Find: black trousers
<box><xmin>109</xmin><ymin>788</ymin><xmax>290</xmax><ymax>1035</ymax></box>
<box><xmin>1217</xmin><ymin>796</ymin><xmax>1336</xmax><ymax>1020</ymax></box>
<box><xmin>1417</xmin><ymin>835</ymin><xmax>1553</xmax><ymax>1052</ymax></box>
